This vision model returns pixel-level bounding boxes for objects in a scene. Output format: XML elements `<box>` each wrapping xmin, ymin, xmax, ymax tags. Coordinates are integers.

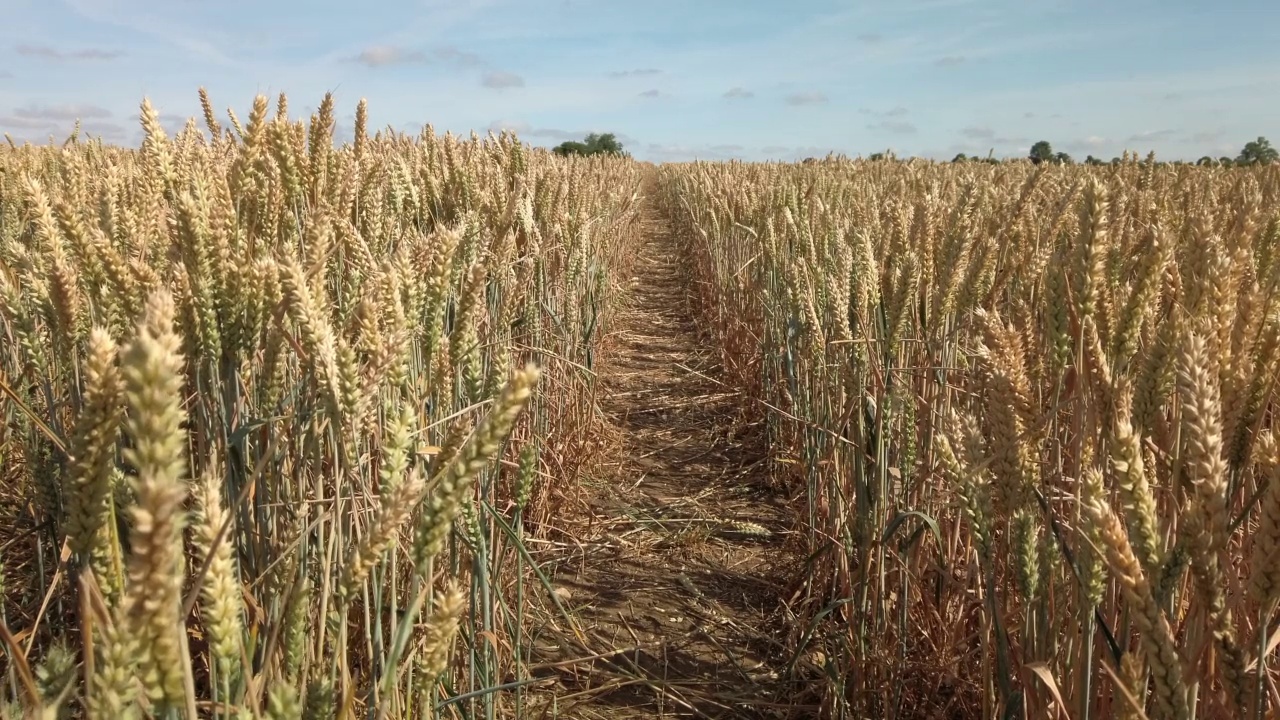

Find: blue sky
<box><xmin>0</xmin><ymin>0</ymin><xmax>1277</xmax><ymax>162</ymax></box>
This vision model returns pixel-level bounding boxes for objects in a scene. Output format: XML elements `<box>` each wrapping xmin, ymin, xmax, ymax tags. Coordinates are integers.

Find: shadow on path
<box><xmin>524</xmin><ymin>179</ymin><xmax>809</xmax><ymax>719</ymax></box>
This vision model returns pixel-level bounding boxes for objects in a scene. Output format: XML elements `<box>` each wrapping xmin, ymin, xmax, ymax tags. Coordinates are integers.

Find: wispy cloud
<box><xmin>0</xmin><ymin>113</ymin><xmax>127</xmax><ymax>142</ymax></box>
<box><xmin>867</xmin><ymin>119</ymin><xmax>917</xmax><ymax>134</ymax></box>
<box><xmin>523</xmin><ymin>127</ymin><xmax>582</xmax><ymax>142</ymax></box>
<box><xmin>638</xmin><ymin>89</ymin><xmax>663</xmax><ymax>98</ymax></box>
<box><xmin>785</xmin><ymin>91</ymin><xmax>828</xmax><ymax>106</ymax></box>
<box><xmin>860</xmin><ymin>106</ymin><xmax>909</xmax><ymax>117</ymax></box>
<box><xmin>12</xmin><ymin>104</ymin><xmax>113</xmax><ymax>121</ymax></box>
<box><xmin>1062</xmin><ymin>135</ymin><xmax>1111</xmax><ymax>154</ymax></box>
<box><xmin>608</xmin><ymin>68</ymin><xmax>662</xmax><ymax>78</ymax></box>
<box><xmin>643</xmin><ymin>142</ymin><xmax>745</xmax><ymax>162</ymax></box>
<box><xmin>348</xmin><ymin>44</ymin><xmax>488</xmax><ymax>69</ymax></box>
<box><xmin>86</xmin><ymin>122</ymin><xmax>129</xmax><ymax>139</ymax></box>
<box><xmin>955</xmin><ymin>125</ymin><xmax>1028</xmax><ymax>147</ymax></box>
<box><xmin>481</xmin><ymin>71</ymin><xmax>525</xmax><ymax>89</ymax></box>
<box><xmin>59</xmin><ymin>0</ymin><xmax>240</xmax><ymax>67</ymax></box>
<box><xmin>488</xmin><ymin>119</ymin><xmax>531</xmax><ymax>135</ymax></box>
<box><xmin>0</xmin><ymin>115</ymin><xmax>62</xmax><ymax>131</ymax></box>
<box><xmin>434</xmin><ymin>46</ymin><xmax>485</xmax><ymax>67</ymax></box>
<box><xmin>9</xmin><ymin>0</ymin><xmax>1280</xmax><ymax>163</ymax></box>
<box><xmin>161</xmin><ymin>114</ymin><xmax>193</xmax><ymax>134</ymax></box>
<box><xmin>346</xmin><ymin>42</ymin><xmax>522</xmax><ymax>97</ymax></box>
<box><xmin>1188</xmin><ymin>129</ymin><xmax>1225</xmax><ymax>144</ymax></box>
<box><xmin>494</xmin><ymin>124</ymin><xmax>639</xmax><ymax>148</ymax></box>
<box><xmin>863</xmin><ymin>106</ymin><xmax>918</xmax><ymax>134</ymax></box>
<box><xmin>760</xmin><ymin>145</ymin><xmax>844</xmax><ymax>160</ymax></box>
<box><xmin>349</xmin><ymin>46</ymin><xmax>427</xmax><ymax>67</ymax></box>
<box><xmin>970</xmin><ymin>64</ymin><xmax>1280</xmax><ymax>125</ymax></box>
<box><xmin>16</xmin><ymin>44</ymin><xmax>122</xmax><ymax>61</ymax></box>
<box><xmin>1128</xmin><ymin>129</ymin><xmax>1178</xmax><ymax>143</ymax></box>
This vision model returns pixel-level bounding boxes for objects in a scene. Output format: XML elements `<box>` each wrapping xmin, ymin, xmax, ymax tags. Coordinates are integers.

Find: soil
<box><xmin>522</xmin><ymin>181</ymin><xmax>812</xmax><ymax>719</ymax></box>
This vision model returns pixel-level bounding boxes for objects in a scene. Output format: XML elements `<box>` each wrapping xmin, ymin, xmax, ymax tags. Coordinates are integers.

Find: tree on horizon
<box><xmin>1029</xmin><ymin>140</ymin><xmax>1054</xmax><ymax>164</ymax></box>
<box><xmin>1236</xmin><ymin>136</ymin><xmax>1278</xmax><ymax>166</ymax></box>
<box><xmin>552</xmin><ymin>132</ymin><xmax>628</xmax><ymax>158</ymax></box>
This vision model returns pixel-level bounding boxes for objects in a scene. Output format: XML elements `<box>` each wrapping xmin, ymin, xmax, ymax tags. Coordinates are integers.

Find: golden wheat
<box><xmin>0</xmin><ymin>90</ymin><xmax>642</xmax><ymax>717</ymax></box>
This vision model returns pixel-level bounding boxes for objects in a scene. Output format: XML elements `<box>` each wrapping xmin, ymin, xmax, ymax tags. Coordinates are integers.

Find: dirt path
<box><xmin>525</xmin><ymin>181</ymin><xmax>803</xmax><ymax>719</ymax></box>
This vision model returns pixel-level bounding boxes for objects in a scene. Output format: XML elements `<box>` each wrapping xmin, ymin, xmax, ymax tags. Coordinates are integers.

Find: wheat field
<box><xmin>1</xmin><ymin>91</ymin><xmax>1279</xmax><ymax>720</ymax></box>
<box><xmin>662</xmin><ymin>156</ymin><xmax>1280</xmax><ymax>718</ymax></box>
<box><xmin>0</xmin><ymin>91</ymin><xmax>643</xmax><ymax>718</ymax></box>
